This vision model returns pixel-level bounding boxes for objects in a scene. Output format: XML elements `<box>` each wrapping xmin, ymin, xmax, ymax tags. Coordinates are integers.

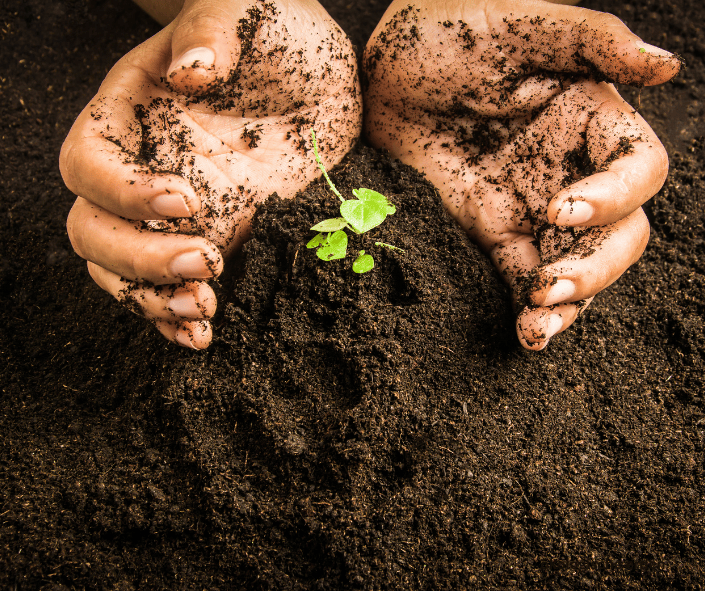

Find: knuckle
<box><xmin>176</xmin><ymin>6</ymin><xmax>231</xmax><ymax>42</ymax></box>
<box><xmin>59</xmin><ymin>140</ymin><xmax>79</xmax><ymax>194</ymax></box>
<box><xmin>65</xmin><ymin>200</ymin><xmax>88</xmax><ymax>259</ymax></box>
<box><xmin>126</xmin><ymin>240</ymin><xmax>147</xmax><ymax>281</ymax></box>
<box><xmin>633</xmin><ymin>209</ymin><xmax>651</xmax><ymax>255</ymax></box>
<box><xmin>112</xmin><ymin>175</ymin><xmax>137</xmax><ymax>217</ymax></box>
<box><xmin>653</xmin><ymin>142</ymin><xmax>670</xmax><ymax>186</ymax></box>
<box><xmin>595</xmin><ymin>12</ymin><xmax>630</xmax><ymax>36</ymax></box>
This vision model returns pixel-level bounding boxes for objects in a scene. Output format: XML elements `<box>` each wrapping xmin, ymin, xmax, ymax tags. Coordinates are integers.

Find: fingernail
<box><xmin>169</xmin><ymin>250</ymin><xmax>215</xmax><ymax>279</ymax></box>
<box><xmin>638</xmin><ymin>43</ymin><xmax>674</xmax><ymax>59</ymax></box>
<box><xmin>151</xmin><ymin>192</ymin><xmax>192</xmax><ymax>218</ymax></box>
<box><xmin>545</xmin><ymin>313</ymin><xmax>564</xmax><ymax>340</ymax></box>
<box><xmin>175</xmin><ymin>327</ymin><xmax>199</xmax><ymax>349</ymax></box>
<box><xmin>555</xmin><ymin>200</ymin><xmax>594</xmax><ymax>225</ymax></box>
<box><xmin>543</xmin><ymin>279</ymin><xmax>576</xmax><ymax>307</ymax></box>
<box><xmin>169</xmin><ymin>292</ymin><xmax>200</xmax><ymax>317</ymax></box>
<box><xmin>169</xmin><ymin>47</ymin><xmax>216</xmax><ymax>76</ymax></box>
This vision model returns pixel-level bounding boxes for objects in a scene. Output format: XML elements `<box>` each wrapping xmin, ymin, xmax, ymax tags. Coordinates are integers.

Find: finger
<box><xmin>488</xmin><ymin>234</ymin><xmax>542</xmax><ymax>298</ymax></box>
<box><xmin>166</xmin><ymin>0</ymin><xmax>244</xmax><ymax>94</ymax></box>
<box><xmin>495</xmin><ymin>0</ymin><xmax>682</xmax><ymax>85</ymax></box>
<box><xmin>61</xmin><ymin>133</ymin><xmax>200</xmax><ymax>220</ymax></box>
<box><xmin>531</xmin><ymin>208</ymin><xmax>650</xmax><ymax>307</ymax></box>
<box><xmin>516</xmin><ymin>298</ymin><xmax>593</xmax><ymax>351</ymax></box>
<box><xmin>88</xmin><ymin>260</ymin><xmax>214</xmax><ymax>349</ymax></box>
<box><xmin>61</xmin><ymin>85</ymin><xmax>203</xmax><ymax>221</ymax></box>
<box><xmin>67</xmin><ymin>197</ymin><xmax>223</xmax><ymax>284</ymax></box>
<box><xmin>155</xmin><ymin>319</ymin><xmax>213</xmax><ymax>349</ymax></box>
<box><xmin>547</xmin><ymin>82</ymin><xmax>668</xmax><ymax>227</ymax></box>
<box><xmin>87</xmin><ymin>262</ymin><xmax>217</xmax><ymax>321</ymax></box>
<box><xmin>484</xmin><ymin>231</ymin><xmax>596</xmax><ymax>351</ymax></box>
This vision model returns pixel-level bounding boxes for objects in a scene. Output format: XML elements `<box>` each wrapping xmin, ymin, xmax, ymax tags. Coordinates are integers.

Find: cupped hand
<box><xmin>61</xmin><ymin>0</ymin><xmax>361</xmax><ymax>348</ymax></box>
<box><xmin>363</xmin><ymin>0</ymin><xmax>681</xmax><ymax>350</ymax></box>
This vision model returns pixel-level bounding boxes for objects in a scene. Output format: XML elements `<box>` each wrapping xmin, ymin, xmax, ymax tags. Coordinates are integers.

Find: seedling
<box><xmin>307</xmin><ymin>130</ymin><xmax>403</xmax><ymax>273</ymax></box>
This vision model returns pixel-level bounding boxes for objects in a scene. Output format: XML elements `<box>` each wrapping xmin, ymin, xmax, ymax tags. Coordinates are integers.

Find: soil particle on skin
<box><xmin>1</xmin><ymin>0</ymin><xmax>705</xmax><ymax>589</ymax></box>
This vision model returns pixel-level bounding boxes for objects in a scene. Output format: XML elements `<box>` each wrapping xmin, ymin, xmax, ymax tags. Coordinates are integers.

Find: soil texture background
<box><xmin>1</xmin><ymin>0</ymin><xmax>705</xmax><ymax>589</ymax></box>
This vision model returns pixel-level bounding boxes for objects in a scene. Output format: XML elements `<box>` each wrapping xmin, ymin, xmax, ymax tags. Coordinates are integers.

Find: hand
<box><xmin>363</xmin><ymin>0</ymin><xmax>681</xmax><ymax>350</ymax></box>
<box><xmin>61</xmin><ymin>0</ymin><xmax>361</xmax><ymax>348</ymax></box>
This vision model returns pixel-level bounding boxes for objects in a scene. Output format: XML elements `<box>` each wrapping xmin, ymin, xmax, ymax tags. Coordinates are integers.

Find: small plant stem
<box><xmin>311</xmin><ymin>130</ymin><xmax>344</xmax><ymax>203</ymax></box>
<box><xmin>375</xmin><ymin>241</ymin><xmax>405</xmax><ymax>252</ymax></box>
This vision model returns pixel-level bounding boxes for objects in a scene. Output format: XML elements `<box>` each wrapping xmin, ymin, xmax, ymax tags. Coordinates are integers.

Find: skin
<box><xmin>62</xmin><ymin>0</ymin><xmax>679</xmax><ymax>351</ymax></box>
<box><xmin>363</xmin><ymin>0</ymin><xmax>681</xmax><ymax>350</ymax></box>
<box><xmin>60</xmin><ymin>0</ymin><xmax>362</xmax><ymax>348</ymax></box>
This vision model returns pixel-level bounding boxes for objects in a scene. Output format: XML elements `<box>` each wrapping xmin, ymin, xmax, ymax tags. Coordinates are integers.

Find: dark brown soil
<box><xmin>2</xmin><ymin>0</ymin><xmax>704</xmax><ymax>589</ymax></box>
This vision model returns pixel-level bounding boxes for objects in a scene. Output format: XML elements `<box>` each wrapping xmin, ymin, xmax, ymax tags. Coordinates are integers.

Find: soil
<box><xmin>1</xmin><ymin>0</ymin><xmax>704</xmax><ymax>590</ymax></box>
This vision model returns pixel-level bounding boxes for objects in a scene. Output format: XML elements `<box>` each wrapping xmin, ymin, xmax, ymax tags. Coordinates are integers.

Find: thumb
<box><xmin>166</xmin><ymin>0</ymin><xmax>243</xmax><ymax>95</ymax></box>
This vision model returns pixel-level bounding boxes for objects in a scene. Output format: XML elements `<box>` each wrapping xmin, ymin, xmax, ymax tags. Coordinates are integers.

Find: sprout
<box><xmin>307</xmin><ymin>130</ymin><xmax>401</xmax><ymax>273</ymax></box>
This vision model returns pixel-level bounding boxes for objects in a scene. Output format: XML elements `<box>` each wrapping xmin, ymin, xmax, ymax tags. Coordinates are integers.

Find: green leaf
<box><xmin>311</xmin><ymin>217</ymin><xmax>348</xmax><ymax>232</ymax></box>
<box><xmin>340</xmin><ymin>199</ymin><xmax>388</xmax><ymax>234</ymax></box>
<box><xmin>306</xmin><ymin>233</ymin><xmax>327</xmax><ymax>249</ymax></box>
<box><xmin>352</xmin><ymin>251</ymin><xmax>375</xmax><ymax>273</ymax></box>
<box><xmin>341</xmin><ymin>189</ymin><xmax>396</xmax><ymax>233</ymax></box>
<box><xmin>353</xmin><ymin>188</ymin><xmax>396</xmax><ymax>215</ymax></box>
<box><xmin>316</xmin><ymin>230</ymin><xmax>348</xmax><ymax>261</ymax></box>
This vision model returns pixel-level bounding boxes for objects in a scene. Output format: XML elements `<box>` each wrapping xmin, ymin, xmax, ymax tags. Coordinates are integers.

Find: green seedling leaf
<box><xmin>352</xmin><ymin>251</ymin><xmax>374</xmax><ymax>274</ymax></box>
<box><xmin>316</xmin><ymin>230</ymin><xmax>348</xmax><ymax>261</ymax></box>
<box><xmin>307</xmin><ymin>233</ymin><xmax>328</xmax><ymax>249</ymax></box>
<box><xmin>307</xmin><ymin>130</ymin><xmax>402</xmax><ymax>273</ymax></box>
<box><xmin>340</xmin><ymin>197</ymin><xmax>395</xmax><ymax>234</ymax></box>
<box><xmin>342</xmin><ymin>188</ymin><xmax>397</xmax><ymax>233</ymax></box>
<box><xmin>353</xmin><ymin>188</ymin><xmax>396</xmax><ymax>215</ymax></box>
<box><xmin>311</xmin><ymin>217</ymin><xmax>348</xmax><ymax>232</ymax></box>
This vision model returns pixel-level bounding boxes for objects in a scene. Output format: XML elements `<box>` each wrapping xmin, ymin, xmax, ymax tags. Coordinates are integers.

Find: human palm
<box><xmin>364</xmin><ymin>0</ymin><xmax>680</xmax><ymax>349</ymax></box>
<box><xmin>61</xmin><ymin>0</ymin><xmax>361</xmax><ymax>347</ymax></box>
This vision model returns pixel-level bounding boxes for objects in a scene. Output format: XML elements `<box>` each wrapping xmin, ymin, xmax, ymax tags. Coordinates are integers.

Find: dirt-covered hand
<box><xmin>363</xmin><ymin>0</ymin><xmax>681</xmax><ymax>350</ymax></box>
<box><xmin>60</xmin><ymin>0</ymin><xmax>361</xmax><ymax>348</ymax></box>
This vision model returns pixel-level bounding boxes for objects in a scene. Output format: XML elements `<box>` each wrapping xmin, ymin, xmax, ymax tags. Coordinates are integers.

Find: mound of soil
<box><xmin>1</xmin><ymin>0</ymin><xmax>704</xmax><ymax>589</ymax></box>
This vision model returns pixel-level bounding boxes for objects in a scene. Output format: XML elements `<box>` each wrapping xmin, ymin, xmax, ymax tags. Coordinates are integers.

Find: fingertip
<box><xmin>517</xmin><ymin>329</ymin><xmax>549</xmax><ymax>351</ymax></box>
<box><xmin>568</xmin><ymin>10</ymin><xmax>681</xmax><ymax>87</ymax></box>
<box><xmin>605</xmin><ymin>36</ymin><xmax>682</xmax><ymax>87</ymax></box>
<box><xmin>524</xmin><ymin>268</ymin><xmax>577</xmax><ymax>308</ymax></box>
<box><xmin>166</xmin><ymin>283</ymin><xmax>218</xmax><ymax>320</ymax></box>
<box><xmin>150</xmin><ymin>190</ymin><xmax>200</xmax><ymax>218</ymax></box>
<box><xmin>156</xmin><ymin>319</ymin><xmax>212</xmax><ymax>349</ymax></box>
<box><xmin>169</xmin><ymin>47</ymin><xmax>216</xmax><ymax>75</ymax></box>
<box><xmin>176</xmin><ymin>320</ymin><xmax>212</xmax><ymax>349</ymax></box>
<box><xmin>167</xmin><ymin>47</ymin><xmax>219</xmax><ymax>95</ymax></box>
<box><xmin>138</xmin><ymin>175</ymin><xmax>201</xmax><ymax>220</ymax></box>
<box><xmin>191</xmin><ymin>281</ymin><xmax>218</xmax><ymax>318</ymax></box>
<box><xmin>168</xmin><ymin>243</ymin><xmax>224</xmax><ymax>280</ymax></box>
<box><xmin>167</xmin><ymin>3</ymin><xmax>244</xmax><ymax>96</ymax></box>
<box><xmin>516</xmin><ymin>308</ymin><xmax>569</xmax><ymax>351</ymax></box>
<box><xmin>637</xmin><ymin>42</ymin><xmax>675</xmax><ymax>60</ymax></box>
<box><xmin>550</xmin><ymin>198</ymin><xmax>595</xmax><ymax>226</ymax></box>
<box><xmin>635</xmin><ymin>45</ymin><xmax>683</xmax><ymax>86</ymax></box>
<box><xmin>534</xmin><ymin>279</ymin><xmax>576</xmax><ymax>307</ymax></box>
